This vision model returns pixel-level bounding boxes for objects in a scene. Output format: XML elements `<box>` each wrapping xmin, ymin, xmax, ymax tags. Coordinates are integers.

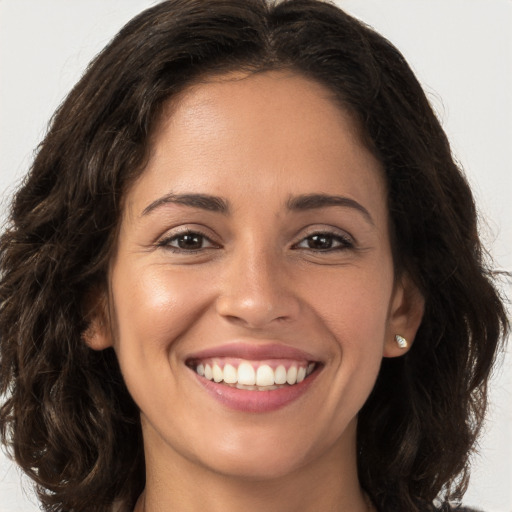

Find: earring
<box><xmin>395</xmin><ymin>334</ymin><xmax>408</xmax><ymax>349</ymax></box>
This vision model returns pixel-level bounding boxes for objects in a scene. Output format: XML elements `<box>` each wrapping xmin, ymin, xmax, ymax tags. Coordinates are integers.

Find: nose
<box><xmin>215</xmin><ymin>245</ymin><xmax>301</xmax><ymax>329</ymax></box>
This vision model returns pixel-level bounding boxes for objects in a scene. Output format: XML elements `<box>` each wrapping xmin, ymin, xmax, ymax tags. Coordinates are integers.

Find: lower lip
<box><xmin>192</xmin><ymin>368</ymin><xmax>321</xmax><ymax>413</ymax></box>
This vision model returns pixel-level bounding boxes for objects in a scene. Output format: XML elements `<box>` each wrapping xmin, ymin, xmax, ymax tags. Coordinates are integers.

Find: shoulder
<box><xmin>449</xmin><ymin>507</ymin><xmax>483</xmax><ymax>512</ymax></box>
<box><xmin>434</xmin><ymin>506</ymin><xmax>483</xmax><ymax>512</ymax></box>
<box><xmin>414</xmin><ymin>505</ymin><xmax>483</xmax><ymax>512</ymax></box>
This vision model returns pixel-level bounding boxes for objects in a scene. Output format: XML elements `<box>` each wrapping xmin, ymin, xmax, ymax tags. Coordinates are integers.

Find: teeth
<box><xmin>274</xmin><ymin>365</ymin><xmax>287</xmax><ymax>385</ymax></box>
<box><xmin>237</xmin><ymin>362</ymin><xmax>256</xmax><ymax>386</ymax></box>
<box><xmin>212</xmin><ymin>363</ymin><xmax>223</xmax><ymax>383</ymax></box>
<box><xmin>235</xmin><ymin>383</ymin><xmax>279</xmax><ymax>391</ymax></box>
<box><xmin>223</xmin><ymin>363</ymin><xmax>237</xmax><ymax>384</ymax></box>
<box><xmin>286</xmin><ymin>366</ymin><xmax>298</xmax><ymax>385</ymax></box>
<box><xmin>236</xmin><ymin>383</ymin><xmax>257</xmax><ymax>390</ymax></box>
<box><xmin>256</xmin><ymin>365</ymin><xmax>275</xmax><ymax>386</ymax></box>
<box><xmin>194</xmin><ymin>360</ymin><xmax>316</xmax><ymax>389</ymax></box>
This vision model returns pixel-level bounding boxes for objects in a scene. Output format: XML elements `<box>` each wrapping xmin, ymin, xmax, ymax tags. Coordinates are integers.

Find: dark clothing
<box><xmin>429</xmin><ymin>507</ymin><xmax>481</xmax><ymax>512</ymax></box>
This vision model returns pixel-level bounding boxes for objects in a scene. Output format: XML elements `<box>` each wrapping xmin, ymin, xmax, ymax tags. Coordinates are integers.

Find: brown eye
<box><xmin>158</xmin><ymin>231</ymin><xmax>217</xmax><ymax>252</ymax></box>
<box><xmin>307</xmin><ymin>234</ymin><xmax>335</xmax><ymax>250</ymax></box>
<box><xmin>175</xmin><ymin>233</ymin><xmax>204</xmax><ymax>250</ymax></box>
<box><xmin>295</xmin><ymin>233</ymin><xmax>353</xmax><ymax>251</ymax></box>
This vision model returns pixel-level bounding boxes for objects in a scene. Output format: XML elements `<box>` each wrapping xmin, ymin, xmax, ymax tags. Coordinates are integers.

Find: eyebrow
<box><xmin>287</xmin><ymin>193</ymin><xmax>374</xmax><ymax>225</ymax></box>
<box><xmin>141</xmin><ymin>191</ymin><xmax>373</xmax><ymax>225</ymax></box>
<box><xmin>141</xmin><ymin>193</ymin><xmax>229</xmax><ymax>216</ymax></box>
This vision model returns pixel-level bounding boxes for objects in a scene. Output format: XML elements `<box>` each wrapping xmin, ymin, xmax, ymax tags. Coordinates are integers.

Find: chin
<box><xmin>182</xmin><ymin>422</ymin><xmax>331</xmax><ymax>482</ymax></box>
<box><xmin>198</xmin><ymin>448</ymin><xmax>310</xmax><ymax>482</ymax></box>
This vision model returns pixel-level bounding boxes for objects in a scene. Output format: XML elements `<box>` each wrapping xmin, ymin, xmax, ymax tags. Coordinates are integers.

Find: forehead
<box><xmin>129</xmin><ymin>70</ymin><xmax>386</xmax><ymax>216</ymax></box>
<box><xmin>154</xmin><ymin>70</ymin><xmax>368</xmax><ymax>162</ymax></box>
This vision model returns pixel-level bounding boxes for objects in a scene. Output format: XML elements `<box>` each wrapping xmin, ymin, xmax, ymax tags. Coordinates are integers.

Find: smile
<box><xmin>190</xmin><ymin>358</ymin><xmax>317</xmax><ymax>390</ymax></box>
<box><xmin>185</xmin><ymin>343</ymin><xmax>322</xmax><ymax>412</ymax></box>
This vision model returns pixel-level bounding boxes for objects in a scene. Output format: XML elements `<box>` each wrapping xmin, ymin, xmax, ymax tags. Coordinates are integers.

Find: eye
<box><xmin>157</xmin><ymin>231</ymin><xmax>217</xmax><ymax>252</ymax></box>
<box><xmin>294</xmin><ymin>232</ymin><xmax>353</xmax><ymax>251</ymax></box>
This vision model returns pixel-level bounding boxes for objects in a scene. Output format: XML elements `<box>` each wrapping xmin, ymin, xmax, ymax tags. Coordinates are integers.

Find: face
<box><xmin>92</xmin><ymin>71</ymin><xmax>421</xmax><ymax>481</ymax></box>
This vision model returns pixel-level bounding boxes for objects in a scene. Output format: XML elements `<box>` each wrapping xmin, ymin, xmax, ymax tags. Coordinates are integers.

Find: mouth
<box><xmin>186</xmin><ymin>358</ymin><xmax>318</xmax><ymax>391</ymax></box>
<box><xmin>185</xmin><ymin>343</ymin><xmax>322</xmax><ymax>412</ymax></box>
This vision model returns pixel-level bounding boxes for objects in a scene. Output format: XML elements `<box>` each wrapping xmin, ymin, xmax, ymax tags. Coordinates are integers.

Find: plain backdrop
<box><xmin>1</xmin><ymin>1</ymin><xmax>511</xmax><ymax>511</ymax></box>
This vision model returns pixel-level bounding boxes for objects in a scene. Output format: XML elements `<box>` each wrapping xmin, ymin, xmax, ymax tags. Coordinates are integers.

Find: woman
<box><xmin>0</xmin><ymin>1</ymin><xmax>508</xmax><ymax>511</ymax></box>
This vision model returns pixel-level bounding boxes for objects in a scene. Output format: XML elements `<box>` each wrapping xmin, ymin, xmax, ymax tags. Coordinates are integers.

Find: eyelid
<box><xmin>294</xmin><ymin>225</ymin><xmax>355</xmax><ymax>241</ymax></box>
<box><xmin>294</xmin><ymin>234</ymin><xmax>353</xmax><ymax>250</ymax></box>
<box><xmin>291</xmin><ymin>225</ymin><xmax>356</xmax><ymax>251</ymax></box>
<box><xmin>156</xmin><ymin>225</ymin><xmax>220</xmax><ymax>250</ymax></box>
<box><xmin>153</xmin><ymin>224</ymin><xmax>355</xmax><ymax>252</ymax></box>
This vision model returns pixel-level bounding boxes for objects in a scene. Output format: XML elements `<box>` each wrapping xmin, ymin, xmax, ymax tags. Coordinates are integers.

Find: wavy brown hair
<box><xmin>0</xmin><ymin>1</ymin><xmax>508</xmax><ymax>511</ymax></box>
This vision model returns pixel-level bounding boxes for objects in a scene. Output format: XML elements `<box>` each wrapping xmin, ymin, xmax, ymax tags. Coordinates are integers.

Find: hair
<box><xmin>0</xmin><ymin>1</ymin><xmax>508</xmax><ymax>511</ymax></box>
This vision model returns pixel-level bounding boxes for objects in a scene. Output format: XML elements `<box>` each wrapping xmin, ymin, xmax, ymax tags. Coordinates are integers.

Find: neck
<box><xmin>135</xmin><ymin>419</ymin><xmax>372</xmax><ymax>512</ymax></box>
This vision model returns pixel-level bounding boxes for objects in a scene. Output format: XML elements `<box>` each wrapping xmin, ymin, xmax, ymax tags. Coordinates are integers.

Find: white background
<box><xmin>1</xmin><ymin>1</ymin><xmax>511</xmax><ymax>511</ymax></box>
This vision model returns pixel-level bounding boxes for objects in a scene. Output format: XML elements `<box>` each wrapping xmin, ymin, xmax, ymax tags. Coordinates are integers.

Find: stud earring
<box><xmin>395</xmin><ymin>334</ymin><xmax>408</xmax><ymax>349</ymax></box>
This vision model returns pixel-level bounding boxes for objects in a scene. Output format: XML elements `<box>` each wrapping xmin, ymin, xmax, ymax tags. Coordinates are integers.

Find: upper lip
<box><xmin>185</xmin><ymin>342</ymin><xmax>320</xmax><ymax>363</ymax></box>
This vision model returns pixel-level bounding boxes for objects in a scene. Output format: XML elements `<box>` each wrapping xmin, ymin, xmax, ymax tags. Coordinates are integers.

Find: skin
<box><xmin>88</xmin><ymin>71</ymin><xmax>424</xmax><ymax>512</ymax></box>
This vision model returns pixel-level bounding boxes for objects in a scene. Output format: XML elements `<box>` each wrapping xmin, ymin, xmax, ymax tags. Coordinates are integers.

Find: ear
<box><xmin>81</xmin><ymin>286</ymin><xmax>113</xmax><ymax>351</ymax></box>
<box><xmin>383</xmin><ymin>274</ymin><xmax>425</xmax><ymax>358</ymax></box>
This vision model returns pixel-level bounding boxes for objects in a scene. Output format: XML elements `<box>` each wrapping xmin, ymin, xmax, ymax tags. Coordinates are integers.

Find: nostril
<box><xmin>220</xmin><ymin>310</ymin><xmax>291</xmax><ymax>329</ymax></box>
<box><xmin>216</xmin><ymin>292</ymin><xmax>301</xmax><ymax>329</ymax></box>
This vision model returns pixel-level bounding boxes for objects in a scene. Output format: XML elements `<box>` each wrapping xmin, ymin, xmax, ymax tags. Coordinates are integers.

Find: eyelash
<box><xmin>156</xmin><ymin>229</ymin><xmax>217</xmax><ymax>253</ymax></box>
<box><xmin>292</xmin><ymin>232</ymin><xmax>354</xmax><ymax>252</ymax></box>
<box><xmin>156</xmin><ymin>229</ymin><xmax>354</xmax><ymax>254</ymax></box>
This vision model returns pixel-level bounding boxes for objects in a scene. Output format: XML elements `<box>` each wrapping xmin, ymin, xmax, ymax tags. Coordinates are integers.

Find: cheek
<box><xmin>304</xmin><ymin>261</ymin><xmax>393</xmax><ymax>396</ymax></box>
<box><xmin>302</xmin><ymin>263</ymin><xmax>393</xmax><ymax>341</ymax></box>
<box><xmin>109</xmin><ymin>262</ymin><xmax>218</xmax><ymax>421</ymax></box>
<box><xmin>110</xmin><ymin>263</ymin><xmax>212</xmax><ymax>370</ymax></box>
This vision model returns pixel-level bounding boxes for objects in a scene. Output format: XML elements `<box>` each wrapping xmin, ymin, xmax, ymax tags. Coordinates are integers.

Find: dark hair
<box><xmin>0</xmin><ymin>1</ymin><xmax>508</xmax><ymax>511</ymax></box>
